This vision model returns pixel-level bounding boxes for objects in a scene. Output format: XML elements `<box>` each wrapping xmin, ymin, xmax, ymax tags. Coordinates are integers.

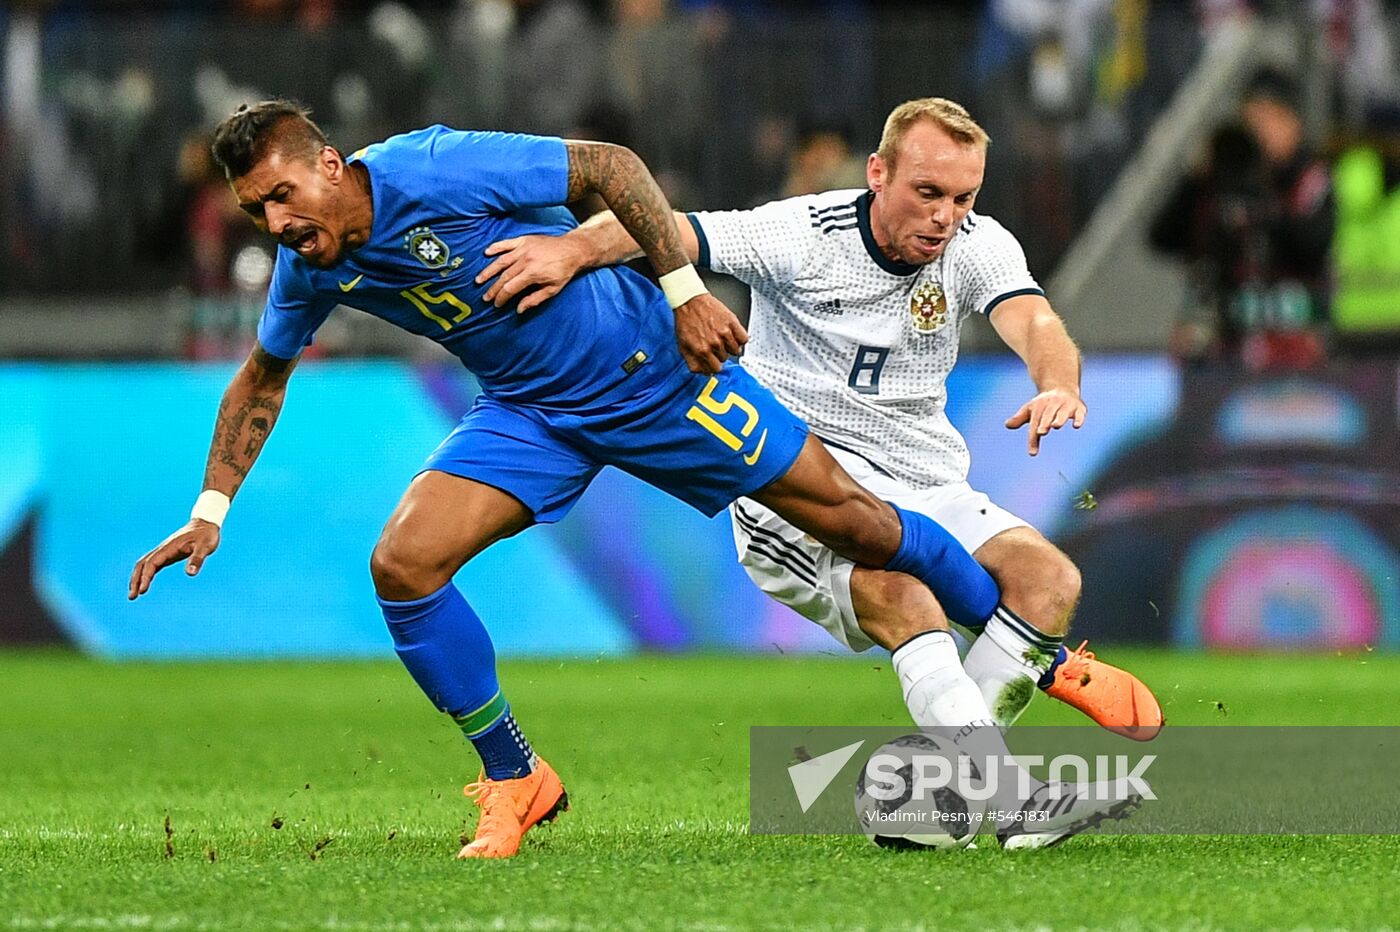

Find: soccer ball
<box><xmin>853</xmin><ymin>732</ymin><xmax>984</xmax><ymax>850</ymax></box>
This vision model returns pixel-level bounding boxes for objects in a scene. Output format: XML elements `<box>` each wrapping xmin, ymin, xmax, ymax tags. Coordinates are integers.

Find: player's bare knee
<box><xmin>1053</xmin><ymin>554</ymin><xmax>1083</xmax><ymax>608</ymax></box>
<box><xmin>368</xmin><ymin>541</ymin><xmax>409</xmax><ymax>599</ymax></box>
<box><xmin>1000</xmin><ymin>547</ymin><xmax>1080</xmax><ymax>636</ymax></box>
<box><xmin>1032</xmin><ymin>549</ymin><xmax>1081</xmax><ymax>622</ymax></box>
<box><xmin>370</xmin><ymin>537</ymin><xmax>444</xmax><ymax>601</ymax></box>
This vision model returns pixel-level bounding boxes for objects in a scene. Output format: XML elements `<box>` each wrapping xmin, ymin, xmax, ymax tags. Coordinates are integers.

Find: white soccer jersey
<box><xmin>689</xmin><ymin>189</ymin><xmax>1042</xmax><ymax>488</ymax></box>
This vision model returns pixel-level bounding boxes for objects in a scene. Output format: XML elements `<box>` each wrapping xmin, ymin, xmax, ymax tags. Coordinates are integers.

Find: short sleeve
<box><xmin>954</xmin><ymin>216</ymin><xmax>1044</xmax><ymax>317</ymax></box>
<box><xmin>689</xmin><ymin>196</ymin><xmax>819</xmax><ymax>287</ymax></box>
<box><xmin>256</xmin><ymin>249</ymin><xmax>337</xmax><ymax>359</ymax></box>
<box><xmin>424</xmin><ymin>128</ymin><xmax>569</xmax><ymax>215</ymax></box>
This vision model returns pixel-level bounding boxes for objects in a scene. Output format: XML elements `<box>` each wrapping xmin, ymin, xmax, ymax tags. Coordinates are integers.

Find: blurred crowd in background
<box><xmin>3</xmin><ymin>0</ymin><xmax>1400</xmax><ymax>364</ymax></box>
<box><xmin>5</xmin><ymin>1</ymin><xmax>1400</xmax><ymax>656</ymax></box>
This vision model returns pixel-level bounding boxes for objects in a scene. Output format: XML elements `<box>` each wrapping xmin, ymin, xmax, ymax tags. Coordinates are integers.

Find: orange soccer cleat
<box><xmin>1044</xmin><ymin>641</ymin><xmax>1164</xmax><ymax>741</ymax></box>
<box><xmin>457</xmin><ymin>758</ymin><xmax>569</xmax><ymax>859</ymax></box>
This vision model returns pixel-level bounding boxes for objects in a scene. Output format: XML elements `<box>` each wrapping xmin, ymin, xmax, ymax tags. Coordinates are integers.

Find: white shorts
<box><xmin>731</xmin><ymin>446</ymin><xmax>1029</xmax><ymax>653</ymax></box>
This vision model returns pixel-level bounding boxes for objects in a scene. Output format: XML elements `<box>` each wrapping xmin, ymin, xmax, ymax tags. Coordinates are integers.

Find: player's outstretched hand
<box><xmin>674</xmin><ymin>293</ymin><xmax>748</xmax><ymax>374</ymax></box>
<box><xmin>128</xmin><ymin>520</ymin><xmax>221</xmax><ymax>600</ymax></box>
<box><xmin>477</xmin><ymin>235</ymin><xmax>585</xmax><ymax>313</ymax></box>
<box><xmin>1004</xmin><ymin>388</ymin><xmax>1086</xmax><ymax>456</ymax></box>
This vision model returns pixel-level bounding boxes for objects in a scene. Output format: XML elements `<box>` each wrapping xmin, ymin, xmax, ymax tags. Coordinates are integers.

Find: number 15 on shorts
<box><xmin>686</xmin><ymin>377</ymin><xmax>769</xmax><ymax>466</ymax></box>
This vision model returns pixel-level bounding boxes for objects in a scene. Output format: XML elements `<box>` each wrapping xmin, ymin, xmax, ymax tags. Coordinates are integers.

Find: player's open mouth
<box><xmin>287</xmin><ymin>229</ymin><xmax>319</xmax><ymax>256</ymax></box>
<box><xmin>914</xmin><ymin>235</ymin><xmax>944</xmax><ymax>254</ymax></box>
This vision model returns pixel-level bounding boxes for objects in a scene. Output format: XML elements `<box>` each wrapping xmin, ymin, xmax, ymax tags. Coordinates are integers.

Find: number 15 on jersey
<box><xmin>686</xmin><ymin>377</ymin><xmax>769</xmax><ymax>467</ymax></box>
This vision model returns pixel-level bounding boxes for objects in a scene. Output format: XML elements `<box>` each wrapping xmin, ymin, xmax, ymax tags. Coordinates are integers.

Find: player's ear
<box><xmin>867</xmin><ymin>152</ymin><xmax>886</xmax><ymax>193</ymax></box>
<box><xmin>320</xmin><ymin>145</ymin><xmax>342</xmax><ymax>182</ymax></box>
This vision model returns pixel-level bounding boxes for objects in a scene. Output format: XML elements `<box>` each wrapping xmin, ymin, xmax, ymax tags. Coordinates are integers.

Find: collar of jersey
<box><xmin>856</xmin><ymin>190</ymin><xmax>921</xmax><ymax>278</ymax></box>
<box><xmin>345</xmin><ymin>146</ymin><xmax>384</xmax><ymax>259</ymax></box>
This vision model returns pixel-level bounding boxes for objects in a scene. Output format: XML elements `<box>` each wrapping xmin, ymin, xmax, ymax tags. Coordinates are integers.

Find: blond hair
<box><xmin>876</xmin><ymin>98</ymin><xmax>989</xmax><ymax>170</ymax></box>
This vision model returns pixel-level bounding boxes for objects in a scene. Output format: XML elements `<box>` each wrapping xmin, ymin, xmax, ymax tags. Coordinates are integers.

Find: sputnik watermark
<box><xmin>785</xmin><ymin>737</ymin><xmax>1156</xmax><ymax>814</ymax></box>
<box><xmin>755</xmin><ymin>726</ymin><xmax>1400</xmax><ymax>836</ymax></box>
<box><xmin>861</xmin><ymin>751</ymin><xmax>1157</xmax><ymax>804</ymax></box>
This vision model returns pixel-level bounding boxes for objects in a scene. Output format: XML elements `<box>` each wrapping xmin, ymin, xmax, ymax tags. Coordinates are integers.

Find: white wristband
<box><xmin>658</xmin><ymin>264</ymin><xmax>708</xmax><ymax>309</ymax></box>
<box><xmin>191</xmin><ymin>490</ymin><xmax>231</xmax><ymax>527</ymax></box>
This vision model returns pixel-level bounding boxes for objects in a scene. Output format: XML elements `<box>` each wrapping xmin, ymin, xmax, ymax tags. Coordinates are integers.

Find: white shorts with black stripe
<box><xmin>730</xmin><ymin>444</ymin><xmax>1029</xmax><ymax>652</ymax></box>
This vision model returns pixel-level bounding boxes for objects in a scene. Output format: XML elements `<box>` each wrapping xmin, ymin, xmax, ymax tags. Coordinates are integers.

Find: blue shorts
<box><xmin>422</xmin><ymin>362</ymin><xmax>810</xmax><ymax>523</ymax></box>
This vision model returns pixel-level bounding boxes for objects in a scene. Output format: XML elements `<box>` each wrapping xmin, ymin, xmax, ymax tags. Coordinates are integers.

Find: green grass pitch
<box><xmin>3</xmin><ymin>649</ymin><xmax>1399</xmax><ymax>930</ymax></box>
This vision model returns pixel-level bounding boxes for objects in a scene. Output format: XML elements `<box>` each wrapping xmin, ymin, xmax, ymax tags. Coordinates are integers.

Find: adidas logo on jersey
<box><xmin>812</xmin><ymin>299</ymin><xmax>843</xmax><ymax>315</ymax></box>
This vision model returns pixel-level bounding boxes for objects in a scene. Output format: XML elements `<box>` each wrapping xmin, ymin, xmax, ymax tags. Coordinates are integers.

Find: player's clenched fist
<box><xmin>673</xmin><ymin>293</ymin><xmax>748</xmax><ymax>374</ymax></box>
<box><xmin>128</xmin><ymin>520</ymin><xmax>221</xmax><ymax>600</ymax></box>
<box><xmin>1004</xmin><ymin>387</ymin><xmax>1086</xmax><ymax>457</ymax></box>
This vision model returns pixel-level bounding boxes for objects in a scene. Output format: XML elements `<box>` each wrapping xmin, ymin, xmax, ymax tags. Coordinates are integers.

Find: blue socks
<box><xmin>377</xmin><ymin>505</ymin><xmax>999</xmax><ymax>780</ymax></box>
<box><xmin>882</xmin><ymin>504</ymin><xmax>1001</xmax><ymax>628</ymax></box>
<box><xmin>462</xmin><ymin>704</ymin><xmax>537</xmax><ymax>780</ymax></box>
<box><xmin>379</xmin><ymin>582</ymin><xmax>536</xmax><ymax>780</ymax></box>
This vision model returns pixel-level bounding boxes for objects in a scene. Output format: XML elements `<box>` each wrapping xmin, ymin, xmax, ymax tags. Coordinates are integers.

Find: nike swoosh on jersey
<box><xmin>338</xmin><ymin>274</ymin><xmax>364</xmax><ymax>292</ymax></box>
<box><xmin>743</xmin><ymin>429</ymin><xmax>769</xmax><ymax>466</ymax></box>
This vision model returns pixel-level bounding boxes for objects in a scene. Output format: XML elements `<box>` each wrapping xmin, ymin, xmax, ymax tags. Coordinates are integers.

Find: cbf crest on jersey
<box><xmin>910</xmin><ymin>280</ymin><xmax>948</xmax><ymax>333</ymax></box>
<box><xmin>405</xmin><ymin>226</ymin><xmax>450</xmax><ymax>269</ymax></box>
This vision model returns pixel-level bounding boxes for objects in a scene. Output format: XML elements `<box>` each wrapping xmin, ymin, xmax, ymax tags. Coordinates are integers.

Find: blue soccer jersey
<box><xmin>257</xmin><ymin>125</ymin><xmax>686</xmax><ymax>411</ymax></box>
<box><xmin>254</xmin><ymin>125</ymin><xmax>811</xmax><ymax>520</ymax></box>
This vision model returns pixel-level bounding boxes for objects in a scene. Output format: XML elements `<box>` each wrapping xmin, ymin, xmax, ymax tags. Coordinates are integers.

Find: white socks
<box><xmin>891</xmin><ymin>630</ymin><xmax>996</xmax><ymax>728</ymax></box>
<box><xmin>962</xmin><ymin>605</ymin><xmax>1064</xmax><ymax>728</ymax></box>
<box><xmin>890</xmin><ymin>628</ymin><xmax>1042</xmax><ymax>825</ymax></box>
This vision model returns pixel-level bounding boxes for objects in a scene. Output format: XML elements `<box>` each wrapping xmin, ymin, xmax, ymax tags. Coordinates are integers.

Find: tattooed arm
<box><xmin>477</xmin><ymin>209</ymin><xmax>696</xmax><ymax>313</ymax></box>
<box><xmin>562</xmin><ymin>141</ymin><xmax>745</xmax><ymax>373</ymax></box>
<box><xmin>202</xmin><ymin>343</ymin><xmax>297</xmax><ymax>498</ymax></box>
<box><xmin>564</xmin><ymin>141</ymin><xmax>692</xmax><ymax>276</ymax></box>
<box><xmin>128</xmin><ymin>343</ymin><xmax>297</xmax><ymax>599</ymax></box>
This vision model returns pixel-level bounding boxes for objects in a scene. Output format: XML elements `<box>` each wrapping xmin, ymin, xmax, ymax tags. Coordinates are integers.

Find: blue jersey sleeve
<box><xmin>423</xmin><ymin>128</ymin><xmax>569</xmax><ymax>215</ymax></box>
<box><xmin>256</xmin><ymin>249</ymin><xmax>337</xmax><ymax>359</ymax></box>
